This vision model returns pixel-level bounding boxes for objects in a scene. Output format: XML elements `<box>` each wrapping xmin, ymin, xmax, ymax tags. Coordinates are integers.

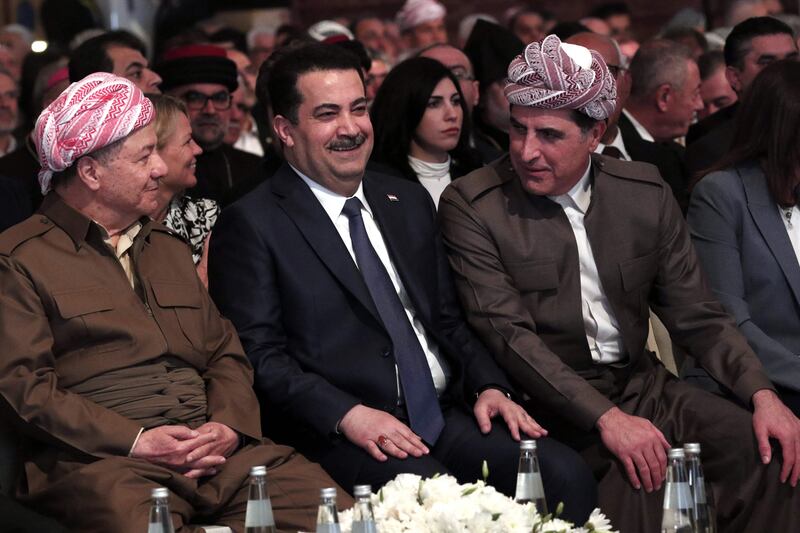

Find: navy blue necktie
<box><xmin>341</xmin><ymin>197</ymin><xmax>445</xmax><ymax>445</ymax></box>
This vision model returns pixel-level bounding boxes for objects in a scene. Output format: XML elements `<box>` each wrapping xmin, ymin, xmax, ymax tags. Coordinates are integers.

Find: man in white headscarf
<box><xmin>440</xmin><ymin>34</ymin><xmax>800</xmax><ymax>532</ymax></box>
<box><xmin>395</xmin><ymin>0</ymin><xmax>448</xmax><ymax>49</ymax></box>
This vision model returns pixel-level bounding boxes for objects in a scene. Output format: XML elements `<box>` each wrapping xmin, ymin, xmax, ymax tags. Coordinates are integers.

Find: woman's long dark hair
<box><xmin>704</xmin><ymin>60</ymin><xmax>800</xmax><ymax>206</ymax></box>
<box><xmin>370</xmin><ymin>56</ymin><xmax>479</xmax><ymax>181</ymax></box>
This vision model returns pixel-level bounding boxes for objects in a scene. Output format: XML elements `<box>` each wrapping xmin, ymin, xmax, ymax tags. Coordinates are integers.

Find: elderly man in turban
<box><xmin>395</xmin><ymin>0</ymin><xmax>448</xmax><ymax>50</ymax></box>
<box><xmin>0</xmin><ymin>72</ymin><xmax>346</xmax><ymax>533</ymax></box>
<box><xmin>439</xmin><ymin>34</ymin><xmax>800</xmax><ymax>532</ymax></box>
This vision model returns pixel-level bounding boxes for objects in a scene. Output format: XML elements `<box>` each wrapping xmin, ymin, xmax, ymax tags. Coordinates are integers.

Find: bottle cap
<box><xmin>250</xmin><ymin>465</ymin><xmax>267</xmax><ymax>476</ymax></box>
<box><xmin>151</xmin><ymin>487</ymin><xmax>169</xmax><ymax>499</ymax></box>
<box><xmin>320</xmin><ymin>487</ymin><xmax>338</xmax><ymax>499</ymax></box>
<box><xmin>684</xmin><ymin>442</ymin><xmax>701</xmax><ymax>454</ymax></box>
<box><xmin>353</xmin><ymin>485</ymin><xmax>372</xmax><ymax>497</ymax></box>
<box><xmin>520</xmin><ymin>439</ymin><xmax>537</xmax><ymax>450</ymax></box>
<box><xmin>668</xmin><ymin>448</ymin><xmax>686</xmax><ymax>459</ymax></box>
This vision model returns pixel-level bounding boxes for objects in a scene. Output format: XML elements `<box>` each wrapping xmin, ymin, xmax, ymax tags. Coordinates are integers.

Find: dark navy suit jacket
<box><xmin>208</xmin><ymin>163</ymin><xmax>512</xmax><ymax>453</ymax></box>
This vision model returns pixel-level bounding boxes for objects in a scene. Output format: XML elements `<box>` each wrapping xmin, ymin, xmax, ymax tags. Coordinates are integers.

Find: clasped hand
<box><xmin>130</xmin><ymin>421</ymin><xmax>239</xmax><ymax>478</ymax></box>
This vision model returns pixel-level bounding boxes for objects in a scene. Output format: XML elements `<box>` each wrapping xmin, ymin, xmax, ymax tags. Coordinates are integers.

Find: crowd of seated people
<box><xmin>2</xmin><ymin>1</ymin><xmax>800</xmax><ymax>531</ymax></box>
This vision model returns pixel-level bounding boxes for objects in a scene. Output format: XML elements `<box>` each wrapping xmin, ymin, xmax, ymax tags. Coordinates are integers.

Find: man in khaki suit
<box><xmin>439</xmin><ymin>35</ymin><xmax>800</xmax><ymax>532</ymax></box>
<box><xmin>0</xmin><ymin>73</ymin><xmax>345</xmax><ymax>533</ymax></box>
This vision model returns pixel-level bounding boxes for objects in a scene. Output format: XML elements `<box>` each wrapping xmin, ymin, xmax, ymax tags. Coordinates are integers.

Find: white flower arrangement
<box><xmin>337</xmin><ymin>473</ymin><xmax>616</xmax><ymax>533</ymax></box>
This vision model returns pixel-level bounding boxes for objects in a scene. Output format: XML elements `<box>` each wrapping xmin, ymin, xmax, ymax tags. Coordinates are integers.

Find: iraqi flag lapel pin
<box><xmin>387</xmin><ymin>194</ymin><xmax>399</xmax><ymax>202</ymax></box>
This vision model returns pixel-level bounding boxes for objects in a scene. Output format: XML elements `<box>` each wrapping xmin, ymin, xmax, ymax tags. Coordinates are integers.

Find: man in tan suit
<box><xmin>439</xmin><ymin>35</ymin><xmax>800</xmax><ymax>532</ymax></box>
<box><xmin>0</xmin><ymin>73</ymin><xmax>346</xmax><ymax>533</ymax></box>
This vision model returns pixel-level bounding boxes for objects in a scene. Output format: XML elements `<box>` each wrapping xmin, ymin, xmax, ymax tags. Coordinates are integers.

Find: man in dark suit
<box><xmin>440</xmin><ymin>35</ymin><xmax>800</xmax><ymax>532</ymax></box>
<box><xmin>685</xmin><ymin>16</ymin><xmax>797</xmax><ymax>178</ymax></box>
<box><xmin>208</xmin><ymin>43</ymin><xmax>597</xmax><ymax>523</ymax></box>
<box><xmin>619</xmin><ymin>39</ymin><xmax>703</xmax><ymax>214</ymax></box>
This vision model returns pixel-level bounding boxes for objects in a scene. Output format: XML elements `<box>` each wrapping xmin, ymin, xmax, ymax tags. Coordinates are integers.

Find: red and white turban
<box><xmin>504</xmin><ymin>34</ymin><xmax>616</xmax><ymax>121</ymax></box>
<box><xmin>34</xmin><ymin>72</ymin><xmax>155</xmax><ymax>194</ymax></box>
<box><xmin>396</xmin><ymin>0</ymin><xmax>446</xmax><ymax>32</ymax></box>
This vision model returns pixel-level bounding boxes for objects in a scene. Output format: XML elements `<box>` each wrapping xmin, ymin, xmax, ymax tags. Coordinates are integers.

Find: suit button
<box><xmin>381</xmin><ymin>347</ymin><xmax>391</xmax><ymax>357</ymax></box>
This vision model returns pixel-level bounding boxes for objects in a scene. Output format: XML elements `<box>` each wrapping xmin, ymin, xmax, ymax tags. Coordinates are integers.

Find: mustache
<box><xmin>327</xmin><ymin>133</ymin><xmax>367</xmax><ymax>150</ymax></box>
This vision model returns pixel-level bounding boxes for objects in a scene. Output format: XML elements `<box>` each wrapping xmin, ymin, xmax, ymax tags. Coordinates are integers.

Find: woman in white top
<box><xmin>370</xmin><ymin>57</ymin><xmax>482</xmax><ymax>207</ymax></box>
<box><xmin>688</xmin><ymin>60</ymin><xmax>800</xmax><ymax>414</ymax></box>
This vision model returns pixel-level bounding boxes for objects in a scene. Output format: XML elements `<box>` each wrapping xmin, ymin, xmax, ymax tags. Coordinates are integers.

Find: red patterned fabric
<box><xmin>504</xmin><ymin>34</ymin><xmax>616</xmax><ymax>120</ymax></box>
<box><xmin>396</xmin><ymin>0</ymin><xmax>446</xmax><ymax>32</ymax></box>
<box><xmin>34</xmin><ymin>72</ymin><xmax>154</xmax><ymax>194</ymax></box>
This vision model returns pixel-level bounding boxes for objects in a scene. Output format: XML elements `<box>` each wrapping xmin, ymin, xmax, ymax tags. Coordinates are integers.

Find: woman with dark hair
<box><xmin>370</xmin><ymin>56</ymin><xmax>482</xmax><ymax>207</ymax></box>
<box><xmin>687</xmin><ymin>60</ymin><xmax>800</xmax><ymax>414</ymax></box>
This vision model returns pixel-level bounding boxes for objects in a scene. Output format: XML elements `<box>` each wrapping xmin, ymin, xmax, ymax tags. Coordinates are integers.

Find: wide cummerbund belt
<box><xmin>69</xmin><ymin>357</ymin><xmax>207</xmax><ymax>429</ymax></box>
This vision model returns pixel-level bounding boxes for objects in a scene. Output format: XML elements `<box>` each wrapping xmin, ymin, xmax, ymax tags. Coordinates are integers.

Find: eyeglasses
<box><xmin>607</xmin><ymin>65</ymin><xmax>628</xmax><ymax>78</ymax></box>
<box><xmin>449</xmin><ymin>67</ymin><xmax>475</xmax><ymax>81</ymax></box>
<box><xmin>181</xmin><ymin>90</ymin><xmax>232</xmax><ymax>111</ymax></box>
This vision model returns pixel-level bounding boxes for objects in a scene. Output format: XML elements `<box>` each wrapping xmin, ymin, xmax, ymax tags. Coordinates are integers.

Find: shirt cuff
<box><xmin>128</xmin><ymin>427</ymin><xmax>144</xmax><ymax>457</ymax></box>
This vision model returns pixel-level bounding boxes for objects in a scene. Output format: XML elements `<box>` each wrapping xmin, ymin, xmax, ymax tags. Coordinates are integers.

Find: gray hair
<box><xmin>629</xmin><ymin>39</ymin><xmax>694</xmax><ymax>99</ymax></box>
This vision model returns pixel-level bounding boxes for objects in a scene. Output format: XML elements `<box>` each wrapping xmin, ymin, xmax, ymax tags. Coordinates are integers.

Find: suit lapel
<box><xmin>270</xmin><ymin>165</ymin><xmax>382</xmax><ymax>322</ymax></box>
<box><xmin>363</xmin><ymin>175</ymin><xmax>433</xmax><ymax>320</ymax></box>
<box><xmin>742</xmin><ymin>165</ymin><xmax>800</xmax><ymax>305</ymax></box>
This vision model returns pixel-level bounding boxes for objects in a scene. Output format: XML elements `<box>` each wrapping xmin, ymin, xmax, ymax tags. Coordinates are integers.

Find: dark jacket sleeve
<box><xmin>208</xmin><ymin>204</ymin><xmax>361</xmax><ymax>437</ymax></box>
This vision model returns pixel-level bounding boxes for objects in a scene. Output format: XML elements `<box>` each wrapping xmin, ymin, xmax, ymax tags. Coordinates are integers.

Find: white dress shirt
<box><xmin>595</xmin><ymin>128</ymin><xmax>632</xmax><ymax>161</ymax></box>
<box><xmin>778</xmin><ymin>204</ymin><xmax>800</xmax><ymax>266</ymax></box>
<box><xmin>293</xmin><ymin>166</ymin><xmax>450</xmax><ymax>395</ymax></box>
<box><xmin>548</xmin><ymin>162</ymin><xmax>625</xmax><ymax>364</ymax></box>
<box><xmin>622</xmin><ymin>109</ymin><xmax>655</xmax><ymax>142</ymax></box>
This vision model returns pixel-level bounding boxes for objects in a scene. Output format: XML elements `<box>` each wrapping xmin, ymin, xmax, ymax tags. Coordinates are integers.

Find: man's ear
<box><xmin>725</xmin><ymin>65</ymin><xmax>743</xmax><ymax>94</ymax></box>
<box><xmin>75</xmin><ymin>157</ymin><xmax>102</xmax><ymax>192</ymax></box>
<box><xmin>654</xmin><ymin>83</ymin><xmax>673</xmax><ymax>113</ymax></box>
<box><xmin>471</xmin><ymin>80</ymin><xmax>480</xmax><ymax>109</ymax></box>
<box><xmin>587</xmin><ymin>119</ymin><xmax>607</xmax><ymax>152</ymax></box>
<box><xmin>272</xmin><ymin>115</ymin><xmax>295</xmax><ymax>148</ymax></box>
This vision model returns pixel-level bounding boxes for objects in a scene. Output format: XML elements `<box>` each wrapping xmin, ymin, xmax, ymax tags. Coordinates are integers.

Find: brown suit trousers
<box><xmin>23</xmin><ymin>440</ymin><xmax>350</xmax><ymax>533</ymax></box>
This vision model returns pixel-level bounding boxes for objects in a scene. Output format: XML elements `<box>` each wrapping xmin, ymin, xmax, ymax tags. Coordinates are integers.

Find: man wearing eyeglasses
<box><xmin>157</xmin><ymin>45</ymin><xmax>261</xmax><ymax>206</ymax></box>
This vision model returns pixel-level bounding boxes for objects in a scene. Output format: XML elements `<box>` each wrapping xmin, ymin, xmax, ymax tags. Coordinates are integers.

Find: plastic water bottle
<box><xmin>661</xmin><ymin>448</ymin><xmax>694</xmax><ymax>533</ymax></box>
<box><xmin>514</xmin><ymin>439</ymin><xmax>548</xmax><ymax>515</ymax></box>
<box><xmin>351</xmin><ymin>485</ymin><xmax>378</xmax><ymax>533</ymax></box>
<box><xmin>245</xmin><ymin>465</ymin><xmax>277</xmax><ymax>533</ymax></box>
<box><xmin>147</xmin><ymin>487</ymin><xmax>175</xmax><ymax>533</ymax></box>
<box><xmin>684</xmin><ymin>443</ymin><xmax>715</xmax><ymax>533</ymax></box>
<box><xmin>315</xmin><ymin>487</ymin><xmax>341</xmax><ymax>533</ymax></box>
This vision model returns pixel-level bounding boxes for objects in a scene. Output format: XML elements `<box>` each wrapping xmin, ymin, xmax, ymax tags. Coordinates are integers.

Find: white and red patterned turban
<box><xmin>396</xmin><ymin>0</ymin><xmax>446</xmax><ymax>32</ymax></box>
<box><xmin>34</xmin><ymin>72</ymin><xmax>155</xmax><ymax>194</ymax></box>
<box><xmin>504</xmin><ymin>34</ymin><xmax>616</xmax><ymax>120</ymax></box>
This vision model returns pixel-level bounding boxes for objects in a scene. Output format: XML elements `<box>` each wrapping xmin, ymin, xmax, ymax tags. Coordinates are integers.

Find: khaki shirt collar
<box><xmin>40</xmin><ymin>192</ymin><xmax>152</xmax><ymax>249</ymax></box>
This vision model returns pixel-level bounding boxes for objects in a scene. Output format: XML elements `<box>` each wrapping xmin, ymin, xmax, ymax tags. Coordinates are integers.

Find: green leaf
<box><xmin>461</xmin><ymin>486</ymin><xmax>478</xmax><ymax>496</ymax></box>
<box><xmin>491</xmin><ymin>513</ymin><xmax>501</xmax><ymax>521</ymax></box>
<box><xmin>482</xmin><ymin>459</ymin><xmax>489</xmax><ymax>482</ymax></box>
<box><xmin>379</xmin><ymin>488</ymin><xmax>384</xmax><ymax>503</ymax></box>
<box><xmin>555</xmin><ymin>501</ymin><xmax>564</xmax><ymax>518</ymax></box>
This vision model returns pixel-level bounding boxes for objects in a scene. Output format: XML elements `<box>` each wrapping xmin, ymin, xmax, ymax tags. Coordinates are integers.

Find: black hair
<box><xmin>724</xmin><ymin>16</ymin><xmax>794</xmax><ymax>69</ymax></box>
<box><xmin>550</xmin><ymin>22</ymin><xmax>590</xmax><ymax>41</ymax></box>
<box><xmin>706</xmin><ymin>60</ymin><xmax>800</xmax><ymax>205</ymax></box>
<box><xmin>590</xmin><ymin>2</ymin><xmax>632</xmax><ymax>19</ymax></box>
<box><xmin>262</xmin><ymin>43</ymin><xmax>363</xmax><ymax>124</ymax></box>
<box><xmin>570</xmin><ymin>109</ymin><xmax>601</xmax><ymax>133</ymax></box>
<box><xmin>208</xmin><ymin>27</ymin><xmax>248</xmax><ymax>54</ymax></box>
<box><xmin>697</xmin><ymin>50</ymin><xmax>726</xmax><ymax>80</ymax></box>
<box><xmin>662</xmin><ymin>27</ymin><xmax>708</xmax><ymax>54</ymax></box>
<box><xmin>371</xmin><ymin>57</ymin><xmax>475</xmax><ymax>181</ymax></box>
<box><xmin>68</xmin><ymin>30</ymin><xmax>147</xmax><ymax>82</ymax></box>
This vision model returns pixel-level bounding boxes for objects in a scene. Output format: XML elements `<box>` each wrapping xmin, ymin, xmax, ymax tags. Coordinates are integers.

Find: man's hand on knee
<box><xmin>752</xmin><ymin>389</ymin><xmax>800</xmax><ymax>487</ymax></box>
<box><xmin>130</xmin><ymin>425</ymin><xmax>218</xmax><ymax>473</ymax></box>
<box><xmin>339</xmin><ymin>404</ymin><xmax>430</xmax><ymax>462</ymax></box>
<box><xmin>596</xmin><ymin>407</ymin><xmax>670</xmax><ymax>493</ymax></box>
<box><xmin>473</xmin><ymin>388</ymin><xmax>547</xmax><ymax>440</ymax></box>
